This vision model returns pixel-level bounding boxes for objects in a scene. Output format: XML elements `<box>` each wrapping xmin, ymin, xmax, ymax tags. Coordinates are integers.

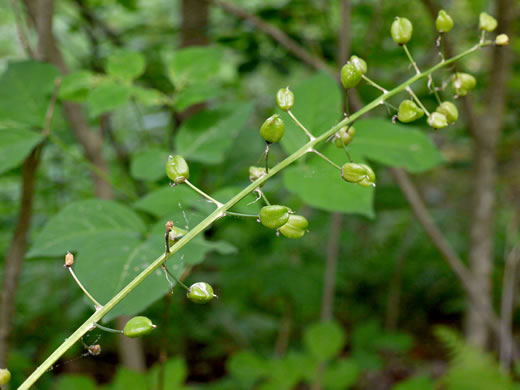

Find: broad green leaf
<box><xmin>55</xmin><ymin>374</ymin><xmax>97</xmax><ymax>390</ymax></box>
<box><xmin>228</xmin><ymin>351</ymin><xmax>268</xmax><ymax>384</ymax></box>
<box><xmin>27</xmin><ymin>199</ymin><xmax>146</xmax><ymax>257</ymax></box>
<box><xmin>59</xmin><ymin>71</ymin><xmax>95</xmax><ymax>102</ymax></box>
<box><xmin>392</xmin><ymin>376</ymin><xmax>434</xmax><ymax>390</ymax></box>
<box><xmin>175</xmin><ymin>83</ymin><xmax>222</xmax><ymax>111</ymax></box>
<box><xmin>0</xmin><ymin>128</ymin><xmax>44</xmax><ymax>174</ymax></box>
<box><xmin>349</xmin><ymin>119</ymin><xmax>444</xmax><ymax>173</ymax></box>
<box><xmin>283</xmin><ymin>145</ymin><xmax>374</xmax><ymax>217</ymax></box>
<box><xmin>87</xmin><ymin>80</ymin><xmax>132</xmax><ymax>117</ymax></box>
<box><xmin>278</xmin><ymin>72</ymin><xmax>342</xmax><ymax>154</ymax></box>
<box><xmin>304</xmin><ymin>321</ymin><xmax>346</xmax><ymax>361</ymax></box>
<box><xmin>0</xmin><ymin>60</ymin><xmax>60</xmax><ymax>127</ymax></box>
<box><xmin>269</xmin><ymin>353</ymin><xmax>313</xmax><ymax>388</ymax></box>
<box><xmin>133</xmin><ymin>186</ymin><xmax>203</xmax><ymax>220</ymax></box>
<box><xmin>106</xmin><ymin>49</ymin><xmax>146</xmax><ymax>81</ymax></box>
<box><xmin>132</xmin><ymin>86</ymin><xmax>168</xmax><ymax>106</ymax></box>
<box><xmin>167</xmin><ymin>46</ymin><xmax>225</xmax><ymax>86</ymax></box>
<box><xmin>130</xmin><ymin>148</ymin><xmax>171</xmax><ymax>181</ymax></box>
<box><xmin>176</xmin><ymin>103</ymin><xmax>254</xmax><ymax>164</ymax></box>
<box><xmin>148</xmin><ymin>357</ymin><xmax>187</xmax><ymax>389</ymax></box>
<box><xmin>111</xmin><ymin>367</ymin><xmax>148</xmax><ymax>390</ymax></box>
<box><xmin>323</xmin><ymin>359</ymin><xmax>360</xmax><ymax>390</ymax></box>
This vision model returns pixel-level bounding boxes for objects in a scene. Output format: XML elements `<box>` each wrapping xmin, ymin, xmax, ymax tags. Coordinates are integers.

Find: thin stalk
<box><xmin>19</xmin><ymin>41</ymin><xmax>490</xmax><ymax>390</ymax></box>
<box><xmin>342</xmin><ymin>143</ymin><xmax>353</xmax><ymax>162</ymax></box>
<box><xmin>260</xmin><ymin>190</ymin><xmax>271</xmax><ymax>206</ymax></box>
<box><xmin>402</xmin><ymin>44</ymin><xmax>420</xmax><ymax>75</ymax></box>
<box><xmin>95</xmin><ymin>323</ymin><xmax>122</xmax><ymax>334</ymax></box>
<box><xmin>226</xmin><ymin>211</ymin><xmax>258</xmax><ymax>218</ymax></box>
<box><xmin>406</xmin><ymin>87</ymin><xmax>430</xmax><ymax>116</ymax></box>
<box><xmin>311</xmin><ymin>149</ymin><xmax>342</xmax><ymax>170</ymax></box>
<box><xmin>162</xmin><ymin>265</ymin><xmax>190</xmax><ymax>291</ymax></box>
<box><xmin>288</xmin><ymin>110</ymin><xmax>315</xmax><ymax>140</ymax></box>
<box><xmin>185</xmin><ymin>180</ymin><xmax>223</xmax><ymax>207</ymax></box>
<box><xmin>362</xmin><ymin>75</ymin><xmax>388</xmax><ymax>93</ymax></box>
<box><xmin>68</xmin><ymin>268</ymin><xmax>103</xmax><ymax>309</ymax></box>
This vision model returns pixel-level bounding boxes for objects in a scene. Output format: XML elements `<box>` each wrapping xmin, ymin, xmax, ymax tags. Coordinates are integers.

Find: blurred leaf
<box><xmin>0</xmin><ymin>128</ymin><xmax>43</xmax><ymax>174</ymax></box>
<box><xmin>323</xmin><ymin>358</ymin><xmax>360</xmax><ymax>390</ymax></box>
<box><xmin>0</xmin><ymin>60</ymin><xmax>59</xmax><ymax>127</ymax></box>
<box><xmin>228</xmin><ymin>350</ymin><xmax>268</xmax><ymax>385</ymax></box>
<box><xmin>106</xmin><ymin>49</ymin><xmax>146</xmax><ymax>81</ymax></box>
<box><xmin>87</xmin><ymin>80</ymin><xmax>132</xmax><ymax>117</ymax></box>
<box><xmin>375</xmin><ymin>331</ymin><xmax>413</xmax><ymax>353</ymax></box>
<box><xmin>175</xmin><ymin>83</ymin><xmax>222</xmax><ymax>111</ymax></box>
<box><xmin>133</xmin><ymin>186</ymin><xmax>202</xmax><ymax>220</ymax></box>
<box><xmin>304</xmin><ymin>321</ymin><xmax>346</xmax><ymax>361</ymax></box>
<box><xmin>58</xmin><ymin>71</ymin><xmax>95</xmax><ymax>102</ymax></box>
<box><xmin>55</xmin><ymin>374</ymin><xmax>97</xmax><ymax>390</ymax></box>
<box><xmin>176</xmin><ymin>102</ymin><xmax>254</xmax><ymax>164</ymax></box>
<box><xmin>132</xmin><ymin>86</ymin><xmax>168</xmax><ymax>106</ymax></box>
<box><xmin>111</xmin><ymin>367</ymin><xmax>148</xmax><ymax>390</ymax></box>
<box><xmin>148</xmin><ymin>357</ymin><xmax>187</xmax><ymax>389</ymax></box>
<box><xmin>392</xmin><ymin>376</ymin><xmax>434</xmax><ymax>390</ymax></box>
<box><xmin>268</xmin><ymin>353</ymin><xmax>312</xmax><ymax>388</ymax></box>
<box><xmin>167</xmin><ymin>46</ymin><xmax>225</xmax><ymax>86</ymax></box>
<box><xmin>130</xmin><ymin>148</ymin><xmax>171</xmax><ymax>181</ymax></box>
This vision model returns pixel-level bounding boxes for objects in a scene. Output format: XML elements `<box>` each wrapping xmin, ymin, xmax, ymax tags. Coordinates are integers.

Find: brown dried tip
<box><xmin>64</xmin><ymin>252</ymin><xmax>74</xmax><ymax>268</ymax></box>
<box><xmin>165</xmin><ymin>220</ymin><xmax>174</xmax><ymax>232</ymax></box>
<box><xmin>88</xmin><ymin>344</ymin><xmax>101</xmax><ymax>356</ymax></box>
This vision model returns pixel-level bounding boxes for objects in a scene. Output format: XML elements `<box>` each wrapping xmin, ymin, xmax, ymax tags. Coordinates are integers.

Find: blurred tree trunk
<box><xmin>181</xmin><ymin>0</ymin><xmax>209</xmax><ymax>47</ymax></box>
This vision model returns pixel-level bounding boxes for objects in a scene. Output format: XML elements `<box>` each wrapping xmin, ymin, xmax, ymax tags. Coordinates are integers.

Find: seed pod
<box><xmin>391</xmin><ymin>17</ymin><xmax>413</xmax><ymax>45</ymax></box>
<box><xmin>496</xmin><ymin>34</ymin><xmax>509</xmax><ymax>46</ymax></box>
<box><xmin>397</xmin><ymin>100</ymin><xmax>424</xmax><ymax>123</ymax></box>
<box><xmin>187</xmin><ymin>282</ymin><xmax>216</xmax><ymax>304</ymax></box>
<box><xmin>334</xmin><ymin>126</ymin><xmax>355</xmax><ymax>148</ymax></box>
<box><xmin>451</xmin><ymin>73</ymin><xmax>476</xmax><ymax>96</ymax></box>
<box><xmin>435</xmin><ymin>10</ymin><xmax>454</xmax><ymax>33</ymax></box>
<box><xmin>341</xmin><ymin>163</ymin><xmax>375</xmax><ymax>186</ymax></box>
<box><xmin>249</xmin><ymin>166</ymin><xmax>266</xmax><ymax>183</ymax></box>
<box><xmin>64</xmin><ymin>251</ymin><xmax>74</xmax><ymax>268</ymax></box>
<box><xmin>436</xmin><ymin>102</ymin><xmax>458</xmax><ymax>124</ymax></box>
<box><xmin>166</xmin><ymin>155</ymin><xmax>189</xmax><ymax>184</ymax></box>
<box><xmin>0</xmin><ymin>369</ymin><xmax>11</xmax><ymax>386</ymax></box>
<box><xmin>168</xmin><ymin>225</ymin><xmax>188</xmax><ymax>247</ymax></box>
<box><xmin>350</xmin><ymin>55</ymin><xmax>367</xmax><ymax>75</ymax></box>
<box><xmin>427</xmin><ymin>112</ymin><xmax>448</xmax><ymax>129</ymax></box>
<box><xmin>479</xmin><ymin>12</ymin><xmax>497</xmax><ymax>32</ymax></box>
<box><xmin>123</xmin><ymin>316</ymin><xmax>156</xmax><ymax>338</ymax></box>
<box><xmin>260</xmin><ymin>114</ymin><xmax>285</xmax><ymax>144</ymax></box>
<box><xmin>276</xmin><ymin>87</ymin><xmax>294</xmax><ymax>111</ymax></box>
<box><xmin>356</xmin><ymin>164</ymin><xmax>376</xmax><ymax>187</ymax></box>
<box><xmin>340</xmin><ymin>63</ymin><xmax>362</xmax><ymax>89</ymax></box>
<box><xmin>279</xmin><ymin>215</ymin><xmax>309</xmax><ymax>239</ymax></box>
<box><xmin>259</xmin><ymin>205</ymin><xmax>291</xmax><ymax>229</ymax></box>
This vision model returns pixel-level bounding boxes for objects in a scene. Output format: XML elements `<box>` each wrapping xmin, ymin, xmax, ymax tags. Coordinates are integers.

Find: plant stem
<box><xmin>311</xmin><ymin>149</ymin><xmax>342</xmax><ymax>170</ymax></box>
<box><xmin>362</xmin><ymin>75</ymin><xmax>388</xmax><ymax>93</ymax></box>
<box><xmin>288</xmin><ymin>110</ymin><xmax>315</xmax><ymax>140</ymax></box>
<box><xmin>95</xmin><ymin>323</ymin><xmax>123</xmax><ymax>334</ymax></box>
<box><xmin>406</xmin><ymin>86</ymin><xmax>430</xmax><ymax>116</ymax></box>
<box><xmin>68</xmin><ymin>268</ymin><xmax>103</xmax><ymax>309</ymax></box>
<box><xmin>19</xmin><ymin>41</ymin><xmax>489</xmax><ymax>390</ymax></box>
<box><xmin>162</xmin><ymin>265</ymin><xmax>190</xmax><ymax>291</ymax></box>
<box><xmin>185</xmin><ymin>180</ymin><xmax>223</xmax><ymax>207</ymax></box>
<box><xmin>402</xmin><ymin>44</ymin><xmax>420</xmax><ymax>75</ymax></box>
<box><xmin>226</xmin><ymin>211</ymin><xmax>258</xmax><ymax>218</ymax></box>
<box><xmin>259</xmin><ymin>190</ymin><xmax>271</xmax><ymax>206</ymax></box>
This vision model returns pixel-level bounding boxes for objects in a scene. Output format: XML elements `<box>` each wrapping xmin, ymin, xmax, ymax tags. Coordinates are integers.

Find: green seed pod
<box><xmin>187</xmin><ymin>282</ymin><xmax>216</xmax><ymax>304</ymax></box>
<box><xmin>340</xmin><ymin>63</ymin><xmax>362</xmax><ymax>89</ymax></box>
<box><xmin>341</xmin><ymin>163</ymin><xmax>375</xmax><ymax>186</ymax></box>
<box><xmin>260</xmin><ymin>114</ymin><xmax>285</xmax><ymax>144</ymax></box>
<box><xmin>436</xmin><ymin>10</ymin><xmax>454</xmax><ymax>33</ymax></box>
<box><xmin>451</xmin><ymin>73</ymin><xmax>477</xmax><ymax>96</ymax></box>
<box><xmin>356</xmin><ymin>164</ymin><xmax>376</xmax><ymax>187</ymax></box>
<box><xmin>496</xmin><ymin>34</ymin><xmax>509</xmax><ymax>46</ymax></box>
<box><xmin>397</xmin><ymin>100</ymin><xmax>424</xmax><ymax>123</ymax></box>
<box><xmin>479</xmin><ymin>12</ymin><xmax>497</xmax><ymax>32</ymax></box>
<box><xmin>0</xmin><ymin>369</ymin><xmax>11</xmax><ymax>386</ymax></box>
<box><xmin>391</xmin><ymin>17</ymin><xmax>413</xmax><ymax>45</ymax></box>
<box><xmin>168</xmin><ymin>225</ymin><xmax>188</xmax><ymax>247</ymax></box>
<box><xmin>276</xmin><ymin>87</ymin><xmax>294</xmax><ymax>111</ymax></box>
<box><xmin>427</xmin><ymin>112</ymin><xmax>448</xmax><ymax>129</ymax></box>
<box><xmin>166</xmin><ymin>155</ymin><xmax>189</xmax><ymax>184</ymax></box>
<box><xmin>279</xmin><ymin>215</ymin><xmax>309</xmax><ymax>239</ymax></box>
<box><xmin>123</xmin><ymin>316</ymin><xmax>156</xmax><ymax>338</ymax></box>
<box><xmin>259</xmin><ymin>205</ymin><xmax>291</xmax><ymax>229</ymax></box>
<box><xmin>436</xmin><ymin>101</ymin><xmax>458</xmax><ymax>124</ymax></box>
<box><xmin>350</xmin><ymin>55</ymin><xmax>367</xmax><ymax>75</ymax></box>
<box><xmin>334</xmin><ymin>126</ymin><xmax>356</xmax><ymax>148</ymax></box>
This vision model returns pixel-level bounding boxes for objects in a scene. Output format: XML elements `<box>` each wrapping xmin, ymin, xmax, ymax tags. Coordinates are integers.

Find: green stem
<box><xmin>19</xmin><ymin>41</ymin><xmax>489</xmax><ymax>390</ymax></box>
<box><xmin>259</xmin><ymin>190</ymin><xmax>271</xmax><ymax>206</ymax></box>
<box><xmin>402</xmin><ymin>44</ymin><xmax>420</xmax><ymax>75</ymax></box>
<box><xmin>185</xmin><ymin>180</ymin><xmax>223</xmax><ymax>207</ymax></box>
<box><xmin>362</xmin><ymin>75</ymin><xmax>388</xmax><ymax>93</ymax></box>
<box><xmin>95</xmin><ymin>323</ymin><xmax>123</xmax><ymax>334</ymax></box>
<box><xmin>311</xmin><ymin>149</ymin><xmax>342</xmax><ymax>171</ymax></box>
<box><xmin>162</xmin><ymin>265</ymin><xmax>190</xmax><ymax>291</ymax></box>
<box><xmin>288</xmin><ymin>110</ymin><xmax>315</xmax><ymax>140</ymax></box>
<box><xmin>226</xmin><ymin>211</ymin><xmax>258</xmax><ymax>218</ymax></box>
<box><xmin>406</xmin><ymin>87</ymin><xmax>430</xmax><ymax>116</ymax></box>
<box><xmin>68</xmin><ymin>268</ymin><xmax>103</xmax><ymax>309</ymax></box>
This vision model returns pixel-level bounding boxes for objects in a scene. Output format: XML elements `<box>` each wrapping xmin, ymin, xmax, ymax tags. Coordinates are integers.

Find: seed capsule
<box><xmin>334</xmin><ymin>126</ymin><xmax>355</xmax><ymax>148</ymax></box>
<box><xmin>435</xmin><ymin>102</ymin><xmax>458</xmax><ymax>124</ymax></box>
<box><xmin>451</xmin><ymin>73</ymin><xmax>476</xmax><ymax>96</ymax></box>
<box><xmin>276</xmin><ymin>87</ymin><xmax>294</xmax><ymax>111</ymax></box>
<box><xmin>479</xmin><ymin>12</ymin><xmax>497</xmax><ymax>32</ymax></box>
<box><xmin>356</xmin><ymin>164</ymin><xmax>376</xmax><ymax>187</ymax></box>
<box><xmin>168</xmin><ymin>226</ymin><xmax>188</xmax><ymax>247</ymax></box>
<box><xmin>187</xmin><ymin>282</ymin><xmax>216</xmax><ymax>304</ymax></box>
<box><xmin>259</xmin><ymin>205</ymin><xmax>291</xmax><ymax>229</ymax></box>
<box><xmin>340</xmin><ymin>63</ymin><xmax>362</xmax><ymax>89</ymax></box>
<box><xmin>436</xmin><ymin>10</ymin><xmax>454</xmax><ymax>33</ymax></box>
<box><xmin>496</xmin><ymin>34</ymin><xmax>509</xmax><ymax>46</ymax></box>
<box><xmin>279</xmin><ymin>215</ymin><xmax>309</xmax><ymax>239</ymax></box>
<box><xmin>0</xmin><ymin>369</ymin><xmax>11</xmax><ymax>386</ymax></box>
<box><xmin>166</xmin><ymin>155</ymin><xmax>189</xmax><ymax>184</ymax></box>
<box><xmin>350</xmin><ymin>55</ymin><xmax>367</xmax><ymax>75</ymax></box>
<box><xmin>397</xmin><ymin>100</ymin><xmax>424</xmax><ymax>123</ymax></box>
<box><xmin>427</xmin><ymin>112</ymin><xmax>448</xmax><ymax>129</ymax></box>
<box><xmin>64</xmin><ymin>251</ymin><xmax>74</xmax><ymax>267</ymax></box>
<box><xmin>341</xmin><ymin>163</ymin><xmax>375</xmax><ymax>187</ymax></box>
<box><xmin>260</xmin><ymin>114</ymin><xmax>285</xmax><ymax>144</ymax></box>
<box><xmin>391</xmin><ymin>17</ymin><xmax>413</xmax><ymax>45</ymax></box>
<box><xmin>123</xmin><ymin>316</ymin><xmax>156</xmax><ymax>338</ymax></box>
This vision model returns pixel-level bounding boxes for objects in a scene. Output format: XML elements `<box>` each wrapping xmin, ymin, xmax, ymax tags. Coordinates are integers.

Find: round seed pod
<box><xmin>436</xmin><ymin>101</ymin><xmax>458</xmax><ymax>124</ymax></box>
<box><xmin>260</xmin><ymin>114</ymin><xmax>285</xmax><ymax>144</ymax></box>
<box><xmin>479</xmin><ymin>12</ymin><xmax>497</xmax><ymax>32</ymax></box>
<box><xmin>496</xmin><ymin>34</ymin><xmax>509</xmax><ymax>46</ymax></box>
<box><xmin>334</xmin><ymin>126</ymin><xmax>356</xmax><ymax>148</ymax></box>
<box><xmin>350</xmin><ymin>55</ymin><xmax>367</xmax><ymax>75</ymax></box>
<box><xmin>436</xmin><ymin>10</ymin><xmax>454</xmax><ymax>33</ymax></box>
<box><xmin>0</xmin><ymin>369</ymin><xmax>11</xmax><ymax>386</ymax></box>
<box><xmin>166</xmin><ymin>155</ymin><xmax>189</xmax><ymax>184</ymax></box>
<box><xmin>397</xmin><ymin>100</ymin><xmax>424</xmax><ymax>123</ymax></box>
<box><xmin>356</xmin><ymin>164</ymin><xmax>376</xmax><ymax>187</ymax></box>
<box><xmin>259</xmin><ymin>205</ymin><xmax>291</xmax><ymax>229</ymax></box>
<box><xmin>187</xmin><ymin>282</ymin><xmax>216</xmax><ymax>304</ymax></box>
<box><xmin>427</xmin><ymin>112</ymin><xmax>448</xmax><ymax>129</ymax></box>
<box><xmin>279</xmin><ymin>215</ymin><xmax>309</xmax><ymax>239</ymax></box>
<box><xmin>276</xmin><ymin>87</ymin><xmax>294</xmax><ymax>111</ymax></box>
<box><xmin>391</xmin><ymin>17</ymin><xmax>413</xmax><ymax>45</ymax></box>
<box><xmin>451</xmin><ymin>73</ymin><xmax>476</xmax><ymax>96</ymax></box>
<box><xmin>340</xmin><ymin>63</ymin><xmax>362</xmax><ymax>89</ymax></box>
<box><xmin>341</xmin><ymin>163</ymin><xmax>375</xmax><ymax>186</ymax></box>
<box><xmin>123</xmin><ymin>316</ymin><xmax>156</xmax><ymax>338</ymax></box>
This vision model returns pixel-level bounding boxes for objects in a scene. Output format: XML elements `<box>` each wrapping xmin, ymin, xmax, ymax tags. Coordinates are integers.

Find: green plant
<box><xmin>122</xmin><ymin>316</ymin><xmax>156</xmax><ymax>338</ymax></box>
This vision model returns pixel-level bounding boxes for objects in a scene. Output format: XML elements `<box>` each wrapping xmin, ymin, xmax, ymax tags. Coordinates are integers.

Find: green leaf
<box><xmin>175</xmin><ymin>83</ymin><xmax>222</xmax><ymax>111</ymax></box>
<box><xmin>148</xmin><ymin>357</ymin><xmax>187</xmax><ymax>389</ymax></box>
<box><xmin>59</xmin><ymin>71</ymin><xmax>95</xmax><ymax>102</ymax></box>
<box><xmin>130</xmin><ymin>148</ymin><xmax>171</xmax><ymax>181</ymax></box>
<box><xmin>304</xmin><ymin>321</ymin><xmax>346</xmax><ymax>361</ymax></box>
<box><xmin>283</xmin><ymin>145</ymin><xmax>374</xmax><ymax>217</ymax></box>
<box><xmin>133</xmin><ymin>186</ymin><xmax>202</xmax><ymax>219</ymax></box>
<box><xmin>55</xmin><ymin>374</ymin><xmax>97</xmax><ymax>390</ymax></box>
<box><xmin>87</xmin><ymin>80</ymin><xmax>132</xmax><ymax>117</ymax></box>
<box><xmin>132</xmin><ymin>86</ymin><xmax>168</xmax><ymax>106</ymax></box>
<box><xmin>27</xmin><ymin>199</ymin><xmax>146</xmax><ymax>257</ymax></box>
<box><xmin>228</xmin><ymin>351</ymin><xmax>268</xmax><ymax>385</ymax></box>
<box><xmin>0</xmin><ymin>60</ymin><xmax>60</xmax><ymax>127</ymax></box>
<box><xmin>323</xmin><ymin>358</ymin><xmax>360</xmax><ymax>390</ymax></box>
<box><xmin>167</xmin><ymin>46</ymin><xmax>225</xmax><ymax>86</ymax></box>
<box><xmin>111</xmin><ymin>367</ymin><xmax>148</xmax><ymax>390</ymax></box>
<box><xmin>176</xmin><ymin>103</ymin><xmax>254</xmax><ymax>164</ymax></box>
<box><xmin>392</xmin><ymin>376</ymin><xmax>434</xmax><ymax>390</ymax></box>
<box><xmin>349</xmin><ymin>119</ymin><xmax>444</xmax><ymax>173</ymax></box>
<box><xmin>0</xmin><ymin>128</ymin><xmax>44</xmax><ymax>174</ymax></box>
<box><xmin>106</xmin><ymin>49</ymin><xmax>146</xmax><ymax>81</ymax></box>
<box><xmin>278</xmin><ymin>72</ymin><xmax>342</xmax><ymax>154</ymax></box>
